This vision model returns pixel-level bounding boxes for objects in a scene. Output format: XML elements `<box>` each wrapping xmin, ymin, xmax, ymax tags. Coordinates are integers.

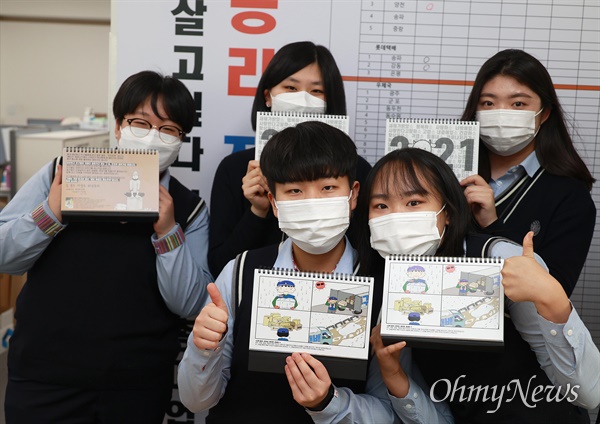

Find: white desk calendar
<box><xmin>385</xmin><ymin>118</ymin><xmax>480</xmax><ymax>181</ymax></box>
<box><xmin>248</xmin><ymin>268</ymin><xmax>374</xmax><ymax>380</ymax></box>
<box><xmin>381</xmin><ymin>255</ymin><xmax>504</xmax><ymax>350</ymax></box>
<box><xmin>255</xmin><ymin>112</ymin><xmax>349</xmax><ymax>160</ymax></box>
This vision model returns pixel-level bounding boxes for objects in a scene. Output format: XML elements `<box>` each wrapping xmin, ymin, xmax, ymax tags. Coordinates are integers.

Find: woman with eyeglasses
<box><xmin>0</xmin><ymin>70</ymin><xmax>212</xmax><ymax>423</ymax></box>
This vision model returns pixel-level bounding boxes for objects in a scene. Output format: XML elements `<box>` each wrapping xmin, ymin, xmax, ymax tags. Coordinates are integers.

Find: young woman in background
<box><xmin>460</xmin><ymin>49</ymin><xmax>595</xmax><ymax>296</ymax></box>
<box><xmin>208</xmin><ymin>40</ymin><xmax>372</xmax><ymax>277</ymax></box>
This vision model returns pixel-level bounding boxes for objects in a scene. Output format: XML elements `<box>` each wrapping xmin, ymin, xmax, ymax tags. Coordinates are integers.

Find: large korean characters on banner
<box><xmin>111</xmin><ymin>0</ymin><xmax>358</xmax><ymax>204</ymax></box>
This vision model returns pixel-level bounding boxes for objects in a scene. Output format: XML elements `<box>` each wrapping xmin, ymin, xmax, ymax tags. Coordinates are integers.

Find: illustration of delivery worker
<box><xmin>272</xmin><ymin>280</ymin><xmax>298</xmax><ymax>310</ymax></box>
<box><xmin>326</xmin><ymin>296</ymin><xmax>338</xmax><ymax>313</ymax></box>
<box><xmin>456</xmin><ymin>278</ymin><xmax>469</xmax><ymax>296</ymax></box>
<box><xmin>403</xmin><ymin>265</ymin><xmax>429</xmax><ymax>294</ymax></box>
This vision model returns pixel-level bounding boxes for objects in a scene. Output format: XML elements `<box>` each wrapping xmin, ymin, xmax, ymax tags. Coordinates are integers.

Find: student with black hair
<box><xmin>208</xmin><ymin>40</ymin><xmax>372</xmax><ymax>277</ymax></box>
<box><xmin>459</xmin><ymin>49</ymin><xmax>596</xmax><ymax>296</ymax></box>
<box><xmin>0</xmin><ymin>70</ymin><xmax>212</xmax><ymax>423</ymax></box>
<box><xmin>179</xmin><ymin>121</ymin><xmax>401</xmax><ymax>424</ymax></box>
<box><xmin>356</xmin><ymin>148</ymin><xmax>599</xmax><ymax>423</ymax></box>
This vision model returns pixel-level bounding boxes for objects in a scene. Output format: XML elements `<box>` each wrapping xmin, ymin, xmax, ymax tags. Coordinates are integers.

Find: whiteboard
<box><xmin>110</xmin><ymin>1</ymin><xmax>599</xmax><ymax>422</ymax></box>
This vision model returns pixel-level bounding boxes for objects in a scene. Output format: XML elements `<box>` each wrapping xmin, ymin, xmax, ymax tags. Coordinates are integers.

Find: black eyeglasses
<box><xmin>124</xmin><ymin>118</ymin><xmax>184</xmax><ymax>144</ymax></box>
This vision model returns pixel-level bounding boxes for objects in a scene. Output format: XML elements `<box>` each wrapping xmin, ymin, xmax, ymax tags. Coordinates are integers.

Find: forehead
<box><xmin>283</xmin><ymin>62</ymin><xmax>324</xmax><ymax>84</ymax></box>
<box><xmin>370</xmin><ymin>161</ymin><xmax>440</xmax><ymax>199</ymax></box>
<box><xmin>132</xmin><ymin>96</ymin><xmax>170</xmax><ymax>121</ymax></box>
<box><xmin>481</xmin><ymin>75</ymin><xmax>539</xmax><ymax>99</ymax></box>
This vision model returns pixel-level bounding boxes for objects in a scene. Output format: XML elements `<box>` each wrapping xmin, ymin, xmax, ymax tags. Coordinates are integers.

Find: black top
<box><xmin>8</xmin><ymin>177</ymin><xmax>201</xmax><ymax>390</ymax></box>
<box><xmin>206</xmin><ymin>244</ymin><xmax>373</xmax><ymax>424</ymax></box>
<box><xmin>414</xmin><ymin>234</ymin><xmax>590</xmax><ymax>423</ymax></box>
<box><xmin>482</xmin><ymin>169</ymin><xmax>595</xmax><ymax>297</ymax></box>
<box><xmin>208</xmin><ymin>147</ymin><xmax>373</xmax><ymax>277</ymax></box>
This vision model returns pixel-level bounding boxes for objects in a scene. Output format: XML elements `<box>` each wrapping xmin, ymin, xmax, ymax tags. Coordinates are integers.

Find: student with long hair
<box><xmin>356</xmin><ymin>148</ymin><xmax>599</xmax><ymax>423</ymax></box>
<box><xmin>460</xmin><ymin>49</ymin><xmax>596</xmax><ymax>296</ymax></box>
<box><xmin>208</xmin><ymin>41</ymin><xmax>371</xmax><ymax>277</ymax></box>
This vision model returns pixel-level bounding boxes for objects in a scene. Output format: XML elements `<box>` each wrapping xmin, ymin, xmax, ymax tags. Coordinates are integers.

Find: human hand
<box><xmin>370</xmin><ymin>325</ymin><xmax>409</xmax><ymax>398</ymax></box>
<box><xmin>284</xmin><ymin>352</ymin><xmax>332</xmax><ymax>409</ymax></box>
<box><xmin>48</xmin><ymin>164</ymin><xmax>63</xmax><ymax>223</ymax></box>
<box><xmin>154</xmin><ymin>185</ymin><xmax>176</xmax><ymax>238</ymax></box>
<box><xmin>192</xmin><ymin>283</ymin><xmax>229</xmax><ymax>350</ymax></box>
<box><xmin>461</xmin><ymin>174</ymin><xmax>498</xmax><ymax>228</ymax></box>
<box><xmin>502</xmin><ymin>231</ymin><xmax>571</xmax><ymax>322</ymax></box>
<box><xmin>242</xmin><ymin>160</ymin><xmax>271</xmax><ymax>218</ymax></box>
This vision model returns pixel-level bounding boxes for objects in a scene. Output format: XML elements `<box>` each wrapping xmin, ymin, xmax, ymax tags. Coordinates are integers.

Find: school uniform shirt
<box><xmin>0</xmin><ymin>160</ymin><xmax>212</xmax><ymax>319</ymax></box>
<box><xmin>483</xmin><ymin>151</ymin><xmax>596</xmax><ymax>296</ymax></box>
<box><xmin>178</xmin><ymin>237</ymin><xmax>406</xmax><ymax>424</ymax></box>
<box><xmin>390</xmin><ymin>240</ymin><xmax>600</xmax><ymax>424</ymax></box>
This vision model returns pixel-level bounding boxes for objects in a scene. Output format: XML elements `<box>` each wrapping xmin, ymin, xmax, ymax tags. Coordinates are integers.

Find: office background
<box><xmin>1</xmin><ymin>1</ymin><xmax>598</xmax><ymax>423</ymax></box>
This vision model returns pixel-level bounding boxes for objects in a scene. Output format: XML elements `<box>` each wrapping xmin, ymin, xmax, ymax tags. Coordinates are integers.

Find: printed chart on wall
<box><xmin>112</xmin><ymin>1</ymin><xmax>599</xmax><ymax>422</ymax></box>
<box><xmin>328</xmin><ymin>0</ymin><xmax>599</xmax><ymax>352</ymax></box>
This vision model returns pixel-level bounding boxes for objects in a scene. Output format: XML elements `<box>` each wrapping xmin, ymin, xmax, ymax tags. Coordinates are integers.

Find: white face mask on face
<box><xmin>118</xmin><ymin>126</ymin><xmax>182</xmax><ymax>173</ymax></box>
<box><xmin>274</xmin><ymin>193</ymin><xmax>351</xmax><ymax>255</ymax></box>
<box><xmin>369</xmin><ymin>205</ymin><xmax>446</xmax><ymax>258</ymax></box>
<box><xmin>476</xmin><ymin>108</ymin><xmax>543</xmax><ymax>156</ymax></box>
<box><xmin>270</xmin><ymin>91</ymin><xmax>327</xmax><ymax>114</ymax></box>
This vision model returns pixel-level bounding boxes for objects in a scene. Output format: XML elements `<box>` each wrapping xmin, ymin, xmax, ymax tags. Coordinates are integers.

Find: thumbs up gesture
<box><xmin>502</xmin><ymin>231</ymin><xmax>571</xmax><ymax>323</ymax></box>
<box><xmin>501</xmin><ymin>231</ymin><xmax>541</xmax><ymax>303</ymax></box>
<box><xmin>192</xmin><ymin>283</ymin><xmax>229</xmax><ymax>351</ymax></box>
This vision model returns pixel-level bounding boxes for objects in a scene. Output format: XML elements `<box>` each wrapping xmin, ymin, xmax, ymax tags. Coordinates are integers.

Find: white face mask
<box><xmin>369</xmin><ymin>205</ymin><xmax>446</xmax><ymax>258</ymax></box>
<box><xmin>274</xmin><ymin>193</ymin><xmax>351</xmax><ymax>255</ymax></box>
<box><xmin>476</xmin><ymin>108</ymin><xmax>543</xmax><ymax>156</ymax></box>
<box><xmin>270</xmin><ymin>91</ymin><xmax>327</xmax><ymax>114</ymax></box>
<box><xmin>118</xmin><ymin>126</ymin><xmax>182</xmax><ymax>173</ymax></box>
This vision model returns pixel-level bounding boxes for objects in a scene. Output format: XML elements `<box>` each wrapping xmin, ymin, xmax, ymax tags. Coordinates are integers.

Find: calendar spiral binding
<box><xmin>386</xmin><ymin>254</ymin><xmax>502</xmax><ymax>264</ymax></box>
<box><xmin>64</xmin><ymin>146</ymin><xmax>158</xmax><ymax>155</ymax></box>
<box><xmin>386</xmin><ymin>118</ymin><xmax>477</xmax><ymax>125</ymax></box>
<box><xmin>258</xmin><ymin>111</ymin><xmax>348</xmax><ymax>120</ymax></box>
<box><xmin>256</xmin><ymin>267</ymin><xmax>372</xmax><ymax>282</ymax></box>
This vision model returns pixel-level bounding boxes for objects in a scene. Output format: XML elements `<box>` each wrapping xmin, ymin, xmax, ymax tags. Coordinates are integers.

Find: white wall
<box><xmin>0</xmin><ymin>0</ymin><xmax>110</xmax><ymax>125</ymax></box>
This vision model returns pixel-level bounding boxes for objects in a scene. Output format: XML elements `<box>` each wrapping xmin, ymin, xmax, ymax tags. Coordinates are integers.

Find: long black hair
<box><xmin>462</xmin><ymin>49</ymin><xmax>594</xmax><ymax>189</ymax></box>
<box><xmin>250</xmin><ymin>41</ymin><xmax>346</xmax><ymax>130</ymax></box>
<box><xmin>356</xmin><ymin>148</ymin><xmax>473</xmax><ymax>275</ymax></box>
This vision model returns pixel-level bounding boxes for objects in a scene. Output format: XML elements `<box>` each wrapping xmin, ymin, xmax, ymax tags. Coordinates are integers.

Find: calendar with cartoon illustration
<box><xmin>380</xmin><ymin>255</ymin><xmax>504</xmax><ymax>349</ymax></box>
<box><xmin>255</xmin><ymin>112</ymin><xmax>349</xmax><ymax>160</ymax></box>
<box><xmin>385</xmin><ymin>118</ymin><xmax>480</xmax><ymax>181</ymax></box>
<box><xmin>248</xmin><ymin>269</ymin><xmax>374</xmax><ymax>380</ymax></box>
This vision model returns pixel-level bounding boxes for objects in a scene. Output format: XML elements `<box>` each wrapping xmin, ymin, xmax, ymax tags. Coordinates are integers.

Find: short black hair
<box><xmin>356</xmin><ymin>148</ymin><xmax>473</xmax><ymax>274</ymax></box>
<box><xmin>251</xmin><ymin>41</ymin><xmax>346</xmax><ymax>130</ymax></box>
<box><xmin>113</xmin><ymin>70</ymin><xmax>196</xmax><ymax>134</ymax></box>
<box><xmin>260</xmin><ymin>121</ymin><xmax>357</xmax><ymax>195</ymax></box>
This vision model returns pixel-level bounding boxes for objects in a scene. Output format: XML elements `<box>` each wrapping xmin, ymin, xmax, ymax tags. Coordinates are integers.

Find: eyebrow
<box><xmin>131</xmin><ymin>109</ymin><xmax>150</xmax><ymax>117</ymax></box>
<box><xmin>286</xmin><ymin>76</ymin><xmax>324</xmax><ymax>86</ymax></box>
<box><xmin>370</xmin><ymin>189</ymin><xmax>426</xmax><ymax>200</ymax></box>
<box><xmin>480</xmin><ymin>92</ymin><xmax>534</xmax><ymax>99</ymax></box>
<box><xmin>370</xmin><ymin>193</ymin><xmax>388</xmax><ymax>200</ymax></box>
